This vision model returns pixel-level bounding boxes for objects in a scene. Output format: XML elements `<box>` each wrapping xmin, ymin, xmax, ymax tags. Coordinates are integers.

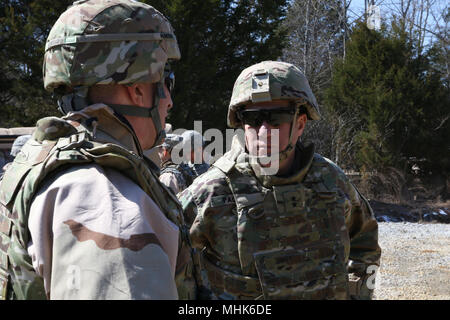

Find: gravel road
<box><xmin>373</xmin><ymin>222</ymin><xmax>450</xmax><ymax>300</ymax></box>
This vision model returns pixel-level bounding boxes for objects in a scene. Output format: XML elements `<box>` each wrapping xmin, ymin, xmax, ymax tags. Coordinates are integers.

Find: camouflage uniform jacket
<box><xmin>0</xmin><ymin>104</ymin><xmax>199</xmax><ymax>299</ymax></box>
<box><xmin>179</xmin><ymin>135</ymin><xmax>381</xmax><ymax>300</ymax></box>
<box><xmin>159</xmin><ymin>160</ymin><xmax>193</xmax><ymax>195</ymax></box>
<box><xmin>159</xmin><ymin>161</ymin><xmax>209</xmax><ymax>197</ymax></box>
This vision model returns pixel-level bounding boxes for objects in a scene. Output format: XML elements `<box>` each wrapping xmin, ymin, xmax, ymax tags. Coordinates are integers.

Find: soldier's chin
<box><xmin>258</xmin><ymin>146</ymin><xmax>271</xmax><ymax>155</ymax></box>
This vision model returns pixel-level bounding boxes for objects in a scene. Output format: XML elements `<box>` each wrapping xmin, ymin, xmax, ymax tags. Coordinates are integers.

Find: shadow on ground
<box><xmin>370</xmin><ymin>200</ymin><xmax>450</xmax><ymax>223</ymax></box>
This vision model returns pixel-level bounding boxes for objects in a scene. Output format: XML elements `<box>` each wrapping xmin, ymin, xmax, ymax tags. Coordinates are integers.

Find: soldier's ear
<box><xmin>126</xmin><ymin>83</ymin><xmax>147</xmax><ymax>107</ymax></box>
<box><xmin>296</xmin><ymin>114</ymin><xmax>307</xmax><ymax>137</ymax></box>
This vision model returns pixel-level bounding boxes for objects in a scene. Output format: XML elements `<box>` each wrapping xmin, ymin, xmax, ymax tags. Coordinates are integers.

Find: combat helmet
<box><xmin>158</xmin><ymin>133</ymin><xmax>183</xmax><ymax>151</ymax></box>
<box><xmin>228</xmin><ymin>61</ymin><xmax>320</xmax><ymax>163</ymax></box>
<box><xmin>178</xmin><ymin>130</ymin><xmax>205</xmax><ymax>164</ymax></box>
<box><xmin>180</xmin><ymin>130</ymin><xmax>205</xmax><ymax>149</ymax></box>
<box><xmin>43</xmin><ymin>0</ymin><xmax>181</xmax><ymax>146</ymax></box>
<box><xmin>10</xmin><ymin>135</ymin><xmax>32</xmax><ymax>157</ymax></box>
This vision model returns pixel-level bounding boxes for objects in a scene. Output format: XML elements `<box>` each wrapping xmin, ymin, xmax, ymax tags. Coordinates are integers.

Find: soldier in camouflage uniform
<box><xmin>10</xmin><ymin>135</ymin><xmax>32</xmax><ymax>158</ymax></box>
<box><xmin>0</xmin><ymin>0</ymin><xmax>203</xmax><ymax>300</ymax></box>
<box><xmin>179</xmin><ymin>61</ymin><xmax>381</xmax><ymax>300</ymax></box>
<box><xmin>158</xmin><ymin>133</ymin><xmax>192</xmax><ymax>195</ymax></box>
<box><xmin>1</xmin><ymin>135</ymin><xmax>32</xmax><ymax>181</ymax></box>
<box><xmin>180</xmin><ymin>130</ymin><xmax>210</xmax><ymax>179</ymax></box>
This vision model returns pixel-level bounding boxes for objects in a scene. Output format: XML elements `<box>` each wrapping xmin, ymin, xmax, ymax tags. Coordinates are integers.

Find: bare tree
<box><xmin>283</xmin><ymin>0</ymin><xmax>358</xmax><ymax>165</ymax></box>
<box><xmin>282</xmin><ymin>0</ymin><xmax>348</xmax><ymax>95</ymax></box>
<box><xmin>372</xmin><ymin>0</ymin><xmax>448</xmax><ymax>55</ymax></box>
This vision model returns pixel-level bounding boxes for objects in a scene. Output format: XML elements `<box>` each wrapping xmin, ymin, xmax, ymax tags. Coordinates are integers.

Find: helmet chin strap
<box><xmin>150</xmin><ymin>81</ymin><xmax>166</xmax><ymax>147</ymax></box>
<box><xmin>101</xmin><ymin>80</ymin><xmax>167</xmax><ymax>148</ymax></box>
<box><xmin>57</xmin><ymin>80</ymin><xmax>167</xmax><ymax>149</ymax></box>
<box><xmin>57</xmin><ymin>86</ymin><xmax>90</xmax><ymax>114</ymax></box>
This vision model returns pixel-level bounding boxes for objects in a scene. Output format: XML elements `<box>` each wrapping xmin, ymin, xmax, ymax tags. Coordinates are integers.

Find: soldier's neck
<box><xmin>276</xmin><ymin>149</ymin><xmax>297</xmax><ymax>176</ymax></box>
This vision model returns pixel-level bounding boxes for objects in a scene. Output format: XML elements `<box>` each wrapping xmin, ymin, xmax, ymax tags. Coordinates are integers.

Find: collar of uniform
<box><xmin>160</xmin><ymin>159</ymin><xmax>175</xmax><ymax>169</ymax></box>
<box><xmin>64</xmin><ymin>103</ymin><xmax>143</xmax><ymax>156</ymax></box>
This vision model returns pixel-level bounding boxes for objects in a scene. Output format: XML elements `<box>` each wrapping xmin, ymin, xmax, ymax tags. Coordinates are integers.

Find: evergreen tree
<box><xmin>325</xmin><ymin>21</ymin><xmax>449</xmax><ymax>174</ymax></box>
<box><xmin>144</xmin><ymin>0</ymin><xmax>288</xmax><ymax>132</ymax></box>
<box><xmin>1</xmin><ymin>0</ymin><xmax>288</xmax><ymax>133</ymax></box>
<box><xmin>0</xmin><ymin>0</ymin><xmax>73</xmax><ymax>127</ymax></box>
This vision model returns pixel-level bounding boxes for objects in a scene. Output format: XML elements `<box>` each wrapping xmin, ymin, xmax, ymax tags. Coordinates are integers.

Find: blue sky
<box><xmin>348</xmin><ymin>0</ymin><xmax>370</xmax><ymax>23</ymax></box>
<box><xmin>346</xmin><ymin>0</ymin><xmax>447</xmax><ymax>45</ymax></box>
<box><xmin>349</xmin><ymin>0</ymin><xmax>367</xmax><ymax>12</ymax></box>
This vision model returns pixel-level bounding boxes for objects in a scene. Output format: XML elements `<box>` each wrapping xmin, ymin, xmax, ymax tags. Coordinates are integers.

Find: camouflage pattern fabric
<box><xmin>158</xmin><ymin>133</ymin><xmax>183</xmax><ymax>150</ymax></box>
<box><xmin>9</xmin><ymin>135</ymin><xmax>32</xmax><ymax>157</ymax></box>
<box><xmin>228</xmin><ymin>61</ymin><xmax>321</xmax><ymax>128</ymax></box>
<box><xmin>159</xmin><ymin>161</ymin><xmax>190</xmax><ymax>195</ymax></box>
<box><xmin>0</xmin><ymin>104</ymin><xmax>200</xmax><ymax>299</ymax></box>
<box><xmin>160</xmin><ymin>161</ymin><xmax>209</xmax><ymax>197</ymax></box>
<box><xmin>43</xmin><ymin>0</ymin><xmax>180</xmax><ymax>91</ymax></box>
<box><xmin>179</xmin><ymin>135</ymin><xmax>381</xmax><ymax>300</ymax></box>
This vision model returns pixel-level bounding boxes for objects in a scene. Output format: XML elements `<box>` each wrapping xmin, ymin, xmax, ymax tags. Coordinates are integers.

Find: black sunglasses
<box><xmin>163</xmin><ymin>64</ymin><xmax>175</xmax><ymax>94</ymax></box>
<box><xmin>165</xmin><ymin>71</ymin><xmax>175</xmax><ymax>94</ymax></box>
<box><xmin>237</xmin><ymin>106</ymin><xmax>297</xmax><ymax>127</ymax></box>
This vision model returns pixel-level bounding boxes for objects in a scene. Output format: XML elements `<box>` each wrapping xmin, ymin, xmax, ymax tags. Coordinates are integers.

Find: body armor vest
<box><xmin>0</xmin><ymin>112</ymin><xmax>196</xmax><ymax>299</ymax></box>
<box><xmin>206</xmin><ymin>143</ymin><xmax>350</xmax><ymax>300</ymax></box>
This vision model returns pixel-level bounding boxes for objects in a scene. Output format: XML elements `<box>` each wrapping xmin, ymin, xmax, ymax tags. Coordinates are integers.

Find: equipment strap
<box><xmin>46</xmin><ymin>32</ymin><xmax>176</xmax><ymax>51</ymax></box>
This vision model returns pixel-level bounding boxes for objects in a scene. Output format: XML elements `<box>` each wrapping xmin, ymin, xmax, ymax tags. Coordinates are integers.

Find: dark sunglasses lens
<box><xmin>240</xmin><ymin>108</ymin><xmax>295</xmax><ymax>127</ymax></box>
<box><xmin>267</xmin><ymin>112</ymin><xmax>293</xmax><ymax>126</ymax></box>
<box><xmin>241</xmin><ymin>111</ymin><xmax>262</xmax><ymax>127</ymax></box>
<box><xmin>165</xmin><ymin>72</ymin><xmax>175</xmax><ymax>93</ymax></box>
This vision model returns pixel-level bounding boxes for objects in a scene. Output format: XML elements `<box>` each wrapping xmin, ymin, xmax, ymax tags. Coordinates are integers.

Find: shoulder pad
<box><xmin>33</xmin><ymin>117</ymin><xmax>78</xmax><ymax>142</ymax></box>
<box><xmin>212</xmin><ymin>156</ymin><xmax>235</xmax><ymax>174</ymax></box>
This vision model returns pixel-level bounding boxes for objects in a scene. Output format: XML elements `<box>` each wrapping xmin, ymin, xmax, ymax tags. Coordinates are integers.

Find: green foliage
<box><xmin>0</xmin><ymin>0</ymin><xmax>74</xmax><ymax>127</ymax></box>
<box><xmin>1</xmin><ymin>0</ymin><xmax>287</xmax><ymax>132</ymax></box>
<box><xmin>143</xmin><ymin>0</ymin><xmax>288</xmax><ymax>132</ymax></box>
<box><xmin>325</xmin><ymin>21</ymin><xmax>449</xmax><ymax>174</ymax></box>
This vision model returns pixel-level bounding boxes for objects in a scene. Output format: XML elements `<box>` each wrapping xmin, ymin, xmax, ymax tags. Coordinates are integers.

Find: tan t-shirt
<box><xmin>27</xmin><ymin>163</ymin><xmax>179</xmax><ymax>299</ymax></box>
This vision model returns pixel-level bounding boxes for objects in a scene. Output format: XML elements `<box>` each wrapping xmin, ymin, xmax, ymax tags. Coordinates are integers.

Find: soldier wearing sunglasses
<box><xmin>179</xmin><ymin>61</ymin><xmax>381</xmax><ymax>300</ymax></box>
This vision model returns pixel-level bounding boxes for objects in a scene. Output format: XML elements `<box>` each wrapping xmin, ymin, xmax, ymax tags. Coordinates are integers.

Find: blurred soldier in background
<box><xmin>158</xmin><ymin>133</ymin><xmax>189</xmax><ymax>194</ymax></box>
<box><xmin>180</xmin><ymin>130</ymin><xmax>210</xmax><ymax>178</ymax></box>
<box><xmin>9</xmin><ymin>135</ymin><xmax>32</xmax><ymax>158</ymax></box>
<box><xmin>0</xmin><ymin>135</ymin><xmax>32</xmax><ymax>180</ymax></box>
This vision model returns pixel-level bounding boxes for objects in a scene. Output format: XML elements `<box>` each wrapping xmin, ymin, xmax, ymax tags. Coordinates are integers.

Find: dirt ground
<box><xmin>369</xmin><ymin>200</ymin><xmax>450</xmax><ymax>300</ymax></box>
<box><xmin>373</xmin><ymin>222</ymin><xmax>450</xmax><ymax>300</ymax></box>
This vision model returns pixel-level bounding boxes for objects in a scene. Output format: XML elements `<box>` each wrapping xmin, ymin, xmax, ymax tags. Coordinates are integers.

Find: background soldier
<box><xmin>179</xmin><ymin>61</ymin><xmax>381</xmax><ymax>300</ymax></box>
<box><xmin>158</xmin><ymin>133</ymin><xmax>191</xmax><ymax>194</ymax></box>
<box><xmin>1</xmin><ymin>134</ymin><xmax>31</xmax><ymax>180</ymax></box>
<box><xmin>0</xmin><ymin>0</ymin><xmax>199</xmax><ymax>299</ymax></box>
<box><xmin>9</xmin><ymin>135</ymin><xmax>32</xmax><ymax>158</ymax></box>
<box><xmin>180</xmin><ymin>130</ymin><xmax>210</xmax><ymax>178</ymax></box>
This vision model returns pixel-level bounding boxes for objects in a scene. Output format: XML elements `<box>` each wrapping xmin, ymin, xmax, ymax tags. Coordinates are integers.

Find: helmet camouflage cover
<box><xmin>228</xmin><ymin>61</ymin><xmax>321</xmax><ymax>128</ymax></box>
<box><xmin>181</xmin><ymin>130</ymin><xmax>205</xmax><ymax>149</ymax></box>
<box><xmin>43</xmin><ymin>0</ymin><xmax>180</xmax><ymax>92</ymax></box>
<box><xmin>158</xmin><ymin>133</ymin><xmax>182</xmax><ymax>150</ymax></box>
